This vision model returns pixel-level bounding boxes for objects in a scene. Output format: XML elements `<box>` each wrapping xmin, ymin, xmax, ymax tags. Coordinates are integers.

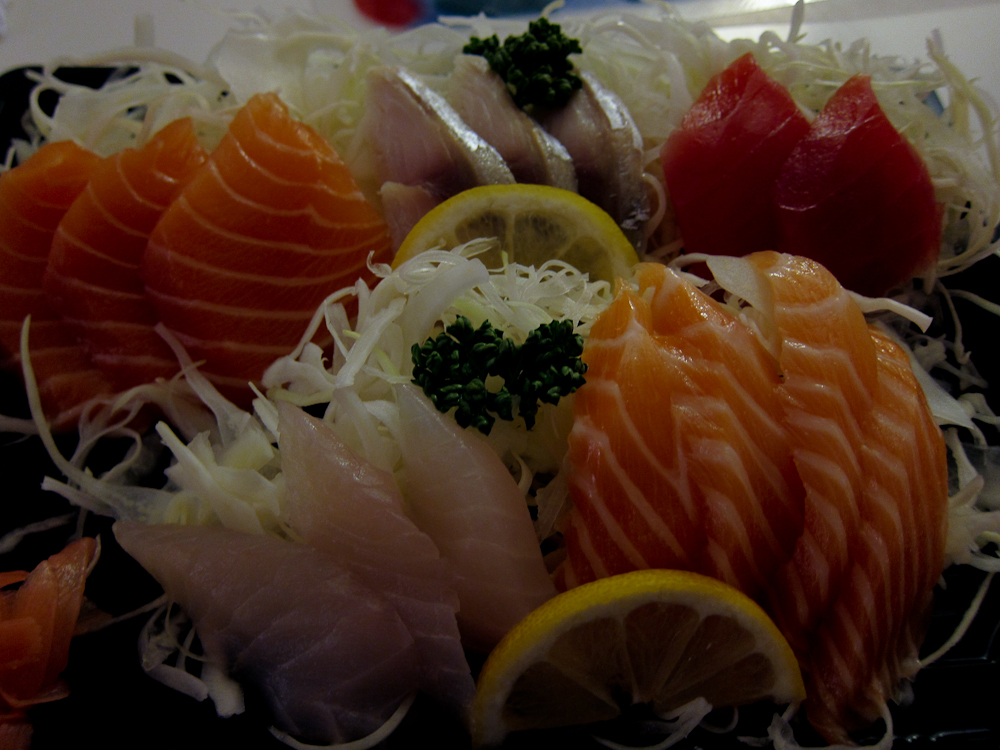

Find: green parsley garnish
<box><xmin>463</xmin><ymin>17</ymin><xmax>583</xmax><ymax>112</ymax></box>
<box><xmin>411</xmin><ymin>316</ymin><xmax>587</xmax><ymax>434</ymax></box>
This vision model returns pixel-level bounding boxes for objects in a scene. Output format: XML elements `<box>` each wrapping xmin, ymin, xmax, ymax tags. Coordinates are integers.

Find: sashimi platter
<box><xmin>2</xmin><ymin>0</ymin><xmax>1000</xmax><ymax>748</ymax></box>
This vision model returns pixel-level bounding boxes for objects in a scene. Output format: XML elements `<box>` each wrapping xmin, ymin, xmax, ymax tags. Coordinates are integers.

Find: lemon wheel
<box><xmin>471</xmin><ymin>569</ymin><xmax>805</xmax><ymax>747</ymax></box>
<box><xmin>392</xmin><ymin>184</ymin><xmax>640</xmax><ymax>284</ymax></box>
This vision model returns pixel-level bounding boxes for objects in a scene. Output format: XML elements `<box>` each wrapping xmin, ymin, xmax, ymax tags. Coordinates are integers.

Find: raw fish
<box><xmin>447</xmin><ymin>54</ymin><xmax>577</xmax><ymax>191</ymax></box>
<box><xmin>113</xmin><ymin>521</ymin><xmax>419</xmax><ymax>745</ymax></box>
<box><xmin>799</xmin><ymin>328</ymin><xmax>947</xmax><ymax>742</ymax></box>
<box><xmin>774</xmin><ymin>75</ymin><xmax>942</xmax><ymax>296</ymax></box>
<box><xmin>276</xmin><ymin>401</ymin><xmax>475</xmax><ymax>718</ymax></box>
<box><xmin>394</xmin><ymin>383</ymin><xmax>556</xmax><ymax>652</ymax></box>
<box><xmin>557</xmin><ymin>263</ymin><xmax>804</xmax><ymax>600</ymax></box>
<box><xmin>143</xmin><ymin>93</ymin><xmax>392</xmax><ymax>407</ymax></box>
<box><xmin>0</xmin><ymin>141</ymin><xmax>113</xmax><ymax>429</ymax></box>
<box><xmin>540</xmin><ymin>73</ymin><xmax>650</xmax><ymax>249</ymax></box>
<box><xmin>660</xmin><ymin>53</ymin><xmax>810</xmax><ymax>258</ymax></box>
<box><xmin>363</xmin><ymin>66</ymin><xmax>515</xmax><ymax>247</ymax></box>
<box><xmin>43</xmin><ymin>119</ymin><xmax>208</xmax><ymax>391</ymax></box>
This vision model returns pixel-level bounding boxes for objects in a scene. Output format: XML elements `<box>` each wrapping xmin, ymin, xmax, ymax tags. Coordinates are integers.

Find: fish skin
<box><xmin>365</xmin><ymin>66</ymin><xmax>515</xmax><ymax>247</ymax></box>
<box><xmin>0</xmin><ymin>141</ymin><xmax>113</xmax><ymax>430</ymax></box>
<box><xmin>276</xmin><ymin>401</ymin><xmax>475</xmax><ymax>719</ymax></box>
<box><xmin>557</xmin><ymin>263</ymin><xmax>804</xmax><ymax>600</ymax></box>
<box><xmin>42</xmin><ymin>119</ymin><xmax>208</xmax><ymax>391</ymax></box>
<box><xmin>143</xmin><ymin>93</ymin><xmax>392</xmax><ymax>406</ymax></box>
<box><xmin>540</xmin><ymin>73</ymin><xmax>650</xmax><ymax>250</ymax></box>
<box><xmin>113</xmin><ymin>521</ymin><xmax>419</xmax><ymax>745</ymax></box>
<box><xmin>447</xmin><ymin>54</ymin><xmax>577</xmax><ymax>192</ymax></box>
<box><xmin>394</xmin><ymin>382</ymin><xmax>556</xmax><ymax>652</ymax></box>
<box><xmin>801</xmin><ymin>328</ymin><xmax>947</xmax><ymax>743</ymax></box>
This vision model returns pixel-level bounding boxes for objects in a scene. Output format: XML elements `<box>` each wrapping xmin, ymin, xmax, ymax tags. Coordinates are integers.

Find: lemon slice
<box><xmin>392</xmin><ymin>184</ymin><xmax>640</xmax><ymax>284</ymax></box>
<box><xmin>471</xmin><ymin>569</ymin><xmax>805</xmax><ymax>747</ymax></box>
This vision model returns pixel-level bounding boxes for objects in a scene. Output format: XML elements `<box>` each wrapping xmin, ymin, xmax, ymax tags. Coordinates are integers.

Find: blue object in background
<box><xmin>352</xmin><ymin>0</ymin><xmax>640</xmax><ymax>27</ymax></box>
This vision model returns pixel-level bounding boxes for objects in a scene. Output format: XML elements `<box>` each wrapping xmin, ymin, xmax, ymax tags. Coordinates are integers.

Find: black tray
<box><xmin>1</xmin><ymin>65</ymin><xmax>998</xmax><ymax>749</ymax></box>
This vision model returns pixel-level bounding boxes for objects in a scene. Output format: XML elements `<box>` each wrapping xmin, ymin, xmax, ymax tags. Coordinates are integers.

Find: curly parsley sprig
<box><xmin>411</xmin><ymin>316</ymin><xmax>587</xmax><ymax>434</ymax></box>
<box><xmin>463</xmin><ymin>17</ymin><xmax>583</xmax><ymax>112</ymax></box>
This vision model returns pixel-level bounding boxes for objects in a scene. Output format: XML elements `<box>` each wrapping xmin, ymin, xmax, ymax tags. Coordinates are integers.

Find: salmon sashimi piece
<box><xmin>557</xmin><ymin>264</ymin><xmax>804</xmax><ymax>600</ymax></box>
<box><xmin>802</xmin><ymin>328</ymin><xmax>948</xmax><ymax>742</ymax></box>
<box><xmin>143</xmin><ymin>93</ymin><xmax>392</xmax><ymax>407</ymax></box>
<box><xmin>0</xmin><ymin>537</ymin><xmax>97</xmax><ymax>707</ymax></box>
<box><xmin>43</xmin><ymin>119</ymin><xmax>209</xmax><ymax>391</ymax></box>
<box><xmin>276</xmin><ymin>401</ymin><xmax>475</xmax><ymax>718</ymax></box>
<box><xmin>0</xmin><ymin>141</ymin><xmax>113</xmax><ymax>429</ymax></box>
<box><xmin>113</xmin><ymin>521</ymin><xmax>419</xmax><ymax>745</ymax></box>
<box><xmin>394</xmin><ymin>383</ymin><xmax>556</xmax><ymax>652</ymax></box>
<box><xmin>744</xmin><ymin>251</ymin><xmax>879</xmax><ymax>656</ymax></box>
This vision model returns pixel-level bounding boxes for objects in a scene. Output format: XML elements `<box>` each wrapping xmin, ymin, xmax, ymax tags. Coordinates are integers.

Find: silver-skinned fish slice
<box><xmin>540</xmin><ymin>72</ymin><xmax>650</xmax><ymax>250</ymax></box>
<box><xmin>114</xmin><ymin>521</ymin><xmax>419</xmax><ymax>745</ymax></box>
<box><xmin>276</xmin><ymin>401</ymin><xmax>476</xmax><ymax>720</ymax></box>
<box><xmin>364</xmin><ymin>66</ymin><xmax>515</xmax><ymax>248</ymax></box>
<box><xmin>447</xmin><ymin>54</ymin><xmax>577</xmax><ymax>191</ymax></box>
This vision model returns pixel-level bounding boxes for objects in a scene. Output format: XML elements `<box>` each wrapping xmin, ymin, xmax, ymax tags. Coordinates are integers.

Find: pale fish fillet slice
<box><xmin>276</xmin><ymin>401</ymin><xmax>475</xmax><ymax>719</ymax></box>
<box><xmin>113</xmin><ymin>521</ymin><xmax>419</xmax><ymax>745</ymax></box>
<box><xmin>394</xmin><ymin>382</ymin><xmax>556</xmax><ymax>652</ymax></box>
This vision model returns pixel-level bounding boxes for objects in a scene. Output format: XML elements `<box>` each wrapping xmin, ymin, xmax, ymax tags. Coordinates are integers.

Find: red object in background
<box><xmin>774</xmin><ymin>75</ymin><xmax>942</xmax><ymax>297</ymax></box>
<box><xmin>353</xmin><ymin>0</ymin><xmax>425</xmax><ymax>26</ymax></box>
<box><xmin>661</xmin><ymin>52</ymin><xmax>811</xmax><ymax>258</ymax></box>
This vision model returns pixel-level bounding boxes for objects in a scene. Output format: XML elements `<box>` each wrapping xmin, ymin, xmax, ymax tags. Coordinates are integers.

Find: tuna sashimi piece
<box><xmin>660</xmin><ymin>53</ymin><xmax>810</xmax><ymax>258</ymax></box>
<box><xmin>447</xmin><ymin>54</ymin><xmax>577</xmax><ymax>191</ymax></box>
<box><xmin>802</xmin><ymin>328</ymin><xmax>947</xmax><ymax>742</ymax></box>
<box><xmin>394</xmin><ymin>383</ymin><xmax>555</xmax><ymax>652</ymax></box>
<box><xmin>143</xmin><ymin>93</ymin><xmax>392</xmax><ymax>407</ymax></box>
<box><xmin>556</xmin><ymin>263</ymin><xmax>804</xmax><ymax>600</ymax></box>
<box><xmin>113</xmin><ymin>522</ymin><xmax>419</xmax><ymax>745</ymax></box>
<box><xmin>0</xmin><ymin>141</ymin><xmax>113</xmax><ymax>429</ymax></box>
<box><xmin>540</xmin><ymin>73</ymin><xmax>650</xmax><ymax>249</ymax></box>
<box><xmin>276</xmin><ymin>401</ymin><xmax>475</xmax><ymax>717</ymax></box>
<box><xmin>364</xmin><ymin>66</ymin><xmax>515</xmax><ymax>248</ymax></box>
<box><xmin>774</xmin><ymin>75</ymin><xmax>942</xmax><ymax>296</ymax></box>
<box><xmin>43</xmin><ymin>119</ymin><xmax>208</xmax><ymax>391</ymax></box>
<box><xmin>745</xmin><ymin>251</ymin><xmax>879</xmax><ymax>655</ymax></box>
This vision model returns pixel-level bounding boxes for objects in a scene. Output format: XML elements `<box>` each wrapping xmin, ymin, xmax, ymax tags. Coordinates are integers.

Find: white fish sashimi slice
<box><xmin>114</xmin><ymin>521</ymin><xmax>419</xmax><ymax>745</ymax></box>
<box><xmin>378</xmin><ymin>182</ymin><xmax>441</xmax><ymax>250</ymax></box>
<box><xmin>394</xmin><ymin>382</ymin><xmax>556</xmax><ymax>652</ymax></box>
<box><xmin>541</xmin><ymin>72</ymin><xmax>650</xmax><ymax>249</ymax></box>
<box><xmin>447</xmin><ymin>54</ymin><xmax>577</xmax><ymax>192</ymax></box>
<box><xmin>276</xmin><ymin>401</ymin><xmax>475</xmax><ymax>719</ymax></box>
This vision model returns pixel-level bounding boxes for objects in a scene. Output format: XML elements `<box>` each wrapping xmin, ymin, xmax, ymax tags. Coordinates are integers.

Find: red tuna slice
<box><xmin>660</xmin><ymin>52</ymin><xmax>810</xmax><ymax>257</ymax></box>
<box><xmin>43</xmin><ymin>119</ymin><xmax>208</xmax><ymax>391</ymax></box>
<box><xmin>113</xmin><ymin>522</ymin><xmax>420</xmax><ymax>745</ymax></box>
<box><xmin>774</xmin><ymin>75</ymin><xmax>942</xmax><ymax>297</ymax></box>
<box><xmin>0</xmin><ymin>141</ymin><xmax>113</xmax><ymax>430</ymax></box>
<box><xmin>143</xmin><ymin>93</ymin><xmax>393</xmax><ymax>406</ymax></box>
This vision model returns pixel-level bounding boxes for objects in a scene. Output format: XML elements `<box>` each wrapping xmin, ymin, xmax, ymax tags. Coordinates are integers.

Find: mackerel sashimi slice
<box><xmin>0</xmin><ymin>141</ymin><xmax>113</xmax><ymax>429</ymax></box>
<box><xmin>113</xmin><ymin>522</ymin><xmax>419</xmax><ymax>745</ymax></box>
<box><xmin>143</xmin><ymin>93</ymin><xmax>392</xmax><ymax>406</ymax></box>
<box><xmin>557</xmin><ymin>263</ymin><xmax>805</xmax><ymax>598</ymax></box>
<box><xmin>276</xmin><ymin>401</ymin><xmax>475</xmax><ymax>717</ymax></box>
<box><xmin>394</xmin><ymin>383</ymin><xmax>556</xmax><ymax>652</ymax></box>
<box><xmin>43</xmin><ymin>118</ymin><xmax>208</xmax><ymax>391</ymax></box>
